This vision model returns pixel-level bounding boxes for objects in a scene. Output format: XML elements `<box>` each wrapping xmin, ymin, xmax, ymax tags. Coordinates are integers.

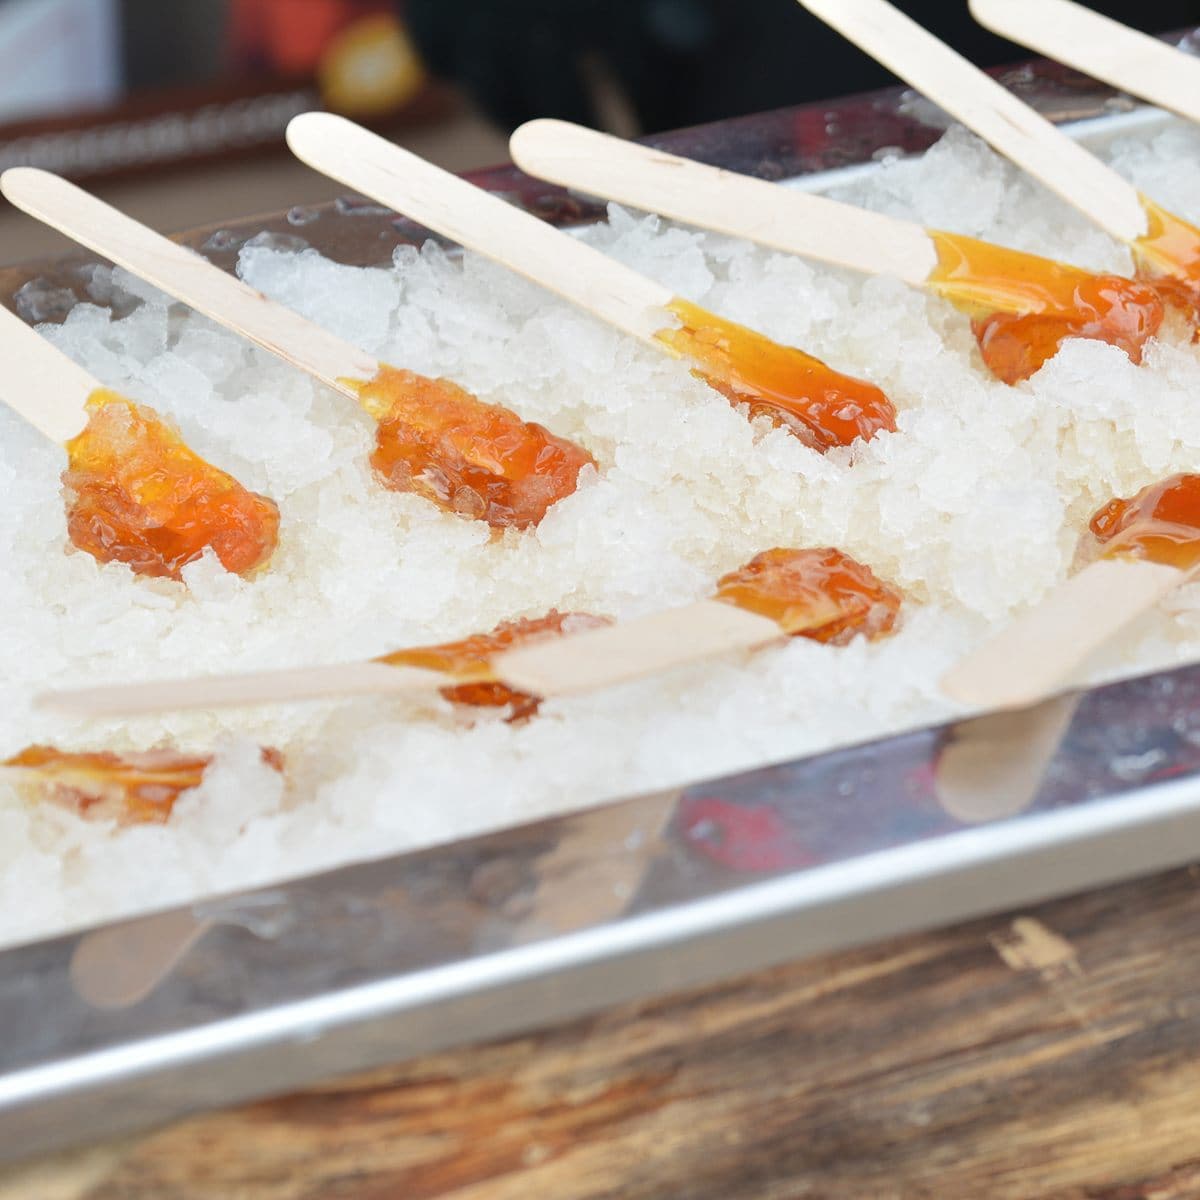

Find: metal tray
<box><xmin>3</xmin><ymin>46</ymin><xmax>1200</xmax><ymax>1161</ymax></box>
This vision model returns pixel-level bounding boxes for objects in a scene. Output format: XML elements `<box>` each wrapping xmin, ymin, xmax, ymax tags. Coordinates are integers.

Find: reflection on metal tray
<box><xmin>2</xmin><ymin>47</ymin><xmax>1200</xmax><ymax>1161</ymax></box>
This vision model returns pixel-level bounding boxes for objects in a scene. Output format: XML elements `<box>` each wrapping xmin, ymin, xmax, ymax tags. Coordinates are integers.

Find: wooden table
<box><xmin>6</xmin><ymin>863</ymin><xmax>1200</xmax><ymax>1199</ymax></box>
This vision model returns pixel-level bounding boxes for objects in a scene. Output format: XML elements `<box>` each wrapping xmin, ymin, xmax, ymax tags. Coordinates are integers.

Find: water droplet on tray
<box><xmin>335</xmin><ymin>194</ymin><xmax>392</xmax><ymax>217</ymax></box>
<box><xmin>286</xmin><ymin>205</ymin><xmax>321</xmax><ymax>227</ymax></box>
<box><xmin>1110</xmin><ymin>748</ymin><xmax>1169</xmax><ymax>783</ymax></box>
<box><xmin>1172</xmin><ymin>711</ymin><xmax>1200</xmax><ymax>747</ymax></box>
<box><xmin>203</xmin><ymin>229</ymin><xmax>244</xmax><ymax>253</ymax></box>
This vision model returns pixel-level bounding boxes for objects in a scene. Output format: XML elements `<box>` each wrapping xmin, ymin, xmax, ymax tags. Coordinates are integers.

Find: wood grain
<box><xmin>11</xmin><ymin>865</ymin><xmax>1200</xmax><ymax>1198</ymax></box>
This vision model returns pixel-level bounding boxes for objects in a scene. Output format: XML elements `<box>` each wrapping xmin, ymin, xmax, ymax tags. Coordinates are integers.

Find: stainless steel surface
<box><xmin>2</xmin><ymin>51</ymin><xmax>1199</xmax><ymax>1159</ymax></box>
<box><xmin>6</xmin><ymin>660</ymin><xmax>1200</xmax><ymax>1157</ymax></box>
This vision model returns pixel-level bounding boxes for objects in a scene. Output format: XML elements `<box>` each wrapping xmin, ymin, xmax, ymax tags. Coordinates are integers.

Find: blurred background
<box><xmin>0</xmin><ymin>0</ymin><xmax>1195</xmax><ymax>262</ymax></box>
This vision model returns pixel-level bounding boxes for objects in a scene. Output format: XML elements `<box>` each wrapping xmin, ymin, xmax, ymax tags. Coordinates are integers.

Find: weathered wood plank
<box><xmin>9</xmin><ymin>866</ymin><xmax>1200</xmax><ymax>1199</ymax></box>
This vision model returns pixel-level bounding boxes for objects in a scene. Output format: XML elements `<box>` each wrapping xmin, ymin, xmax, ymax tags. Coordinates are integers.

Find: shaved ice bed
<box><xmin>4</xmin><ymin>117</ymin><xmax>1200</xmax><ymax>951</ymax></box>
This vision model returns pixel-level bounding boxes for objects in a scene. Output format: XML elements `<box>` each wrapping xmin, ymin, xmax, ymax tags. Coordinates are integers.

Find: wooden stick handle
<box><xmin>38</xmin><ymin>662</ymin><xmax>443</xmax><ymax>718</ymax></box>
<box><xmin>39</xmin><ymin>601</ymin><xmax>782</xmax><ymax>716</ymax></box>
<box><xmin>935</xmin><ymin>693</ymin><xmax>1081</xmax><ymax>824</ymax></box>
<box><xmin>797</xmin><ymin>0</ymin><xmax>1148</xmax><ymax>243</ymax></box>
<box><xmin>969</xmin><ymin>0</ymin><xmax>1200</xmax><ymax>127</ymax></box>
<box><xmin>940</xmin><ymin>557</ymin><xmax>1184</xmax><ymax>710</ymax></box>
<box><xmin>0</xmin><ymin>168</ymin><xmax>378</xmax><ymax>395</ymax></box>
<box><xmin>0</xmin><ymin>303</ymin><xmax>99</xmax><ymax>443</ymax></box>
<box><xmin>494</xmin><ymin>600</ymin><xmax>782</xmax><ymax>697</ymax></box>
<box><xmin>286</xmin><ymin>112</ymin><xmax>674</xmax><ymax>344</ymax></box>
<box><xmin>510</xmin><ymin>119</ymin><xmax>938</xmax><ymax>284</ymax></box>
<box><xmin>71</xmin><ymin>912</ymin><xmax>213</xmax><ymax>1009</ymax></box>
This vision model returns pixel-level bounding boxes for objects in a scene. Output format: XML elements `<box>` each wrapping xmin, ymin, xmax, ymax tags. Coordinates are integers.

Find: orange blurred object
<box><xmin>714</xmin><ymin>547</ymin><xmax>901</xmax><ymax>644</ymax></box>
<box><xmin>352</xmin><ymin>365</ymin><xmax>594</xmax><ymax>529</ymax></box>
<box><xmin>1089</xmin><ymin>473</ymin><xmax>1200</xmax><ymax>572</ymax></box>
<box><xmin>655</xmin><ymin>299</ymin><xmax>896</xmax><ymax>452</ymax></box>
<box><xmin>63</xmin><ymin>390</ymin><xmax>280</xmax><ymax>581</ymax></box>
<box><xmin>230</xmin><ymin>0</ymin><xmax>390</xmax><ymax>74</ymax></box>
<box><xmin>4</xmin><ymin>745</ymin><xmax>285</xmax><ymax>825</ymax></box>
<box><xmin>229</xmin><ymin>0</ymin><xmax>425</xmax><ymax>116</ymax></box>
<box><xmin>319</xmin><ymin>13</ymin><xmax>426</xmax><ymax>116</ymax></box>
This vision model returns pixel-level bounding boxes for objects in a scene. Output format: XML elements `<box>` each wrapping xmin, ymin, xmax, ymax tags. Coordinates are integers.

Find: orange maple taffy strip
<box><xmin>2</xmin><ymin>744</ymin><xmax>285</xmax><ymax>825</ymax></box>
<box><xmin>64</xmin><ymin>390</ymin><xmax>280</xmax><ymax>580</ymax></box>
<box><xmin>926</xmin><ymin>232</ymin><xmax>1165</xmax><ymax>383</ymax></box>
<box><xmin>1131</xmin><ymin>198</ymin><xmax>1200</xmax><ymax>333</ymax></box>
<box><xmin>1087</xmin><ymin>473</ymin><xmax>1200</xmax><ymax>572</ymax></box>
<box><xmin>347</xmin><ymin>366</ymin><xmax>594</xmax><ymax>529</ymax></box>
<box><xmin>654</xmin><ymin>300</ymin><xmax>896</xmax><ymax>452</ymax></box>
<box><xmin>713</xmin><ymin>546</ymin><xmax>901</xmax><ymax>643</ymax></box>
<box><xmin>379</xmin><ymin>609</ymin><xmax>613</xmax><ymax>719</ymax></box>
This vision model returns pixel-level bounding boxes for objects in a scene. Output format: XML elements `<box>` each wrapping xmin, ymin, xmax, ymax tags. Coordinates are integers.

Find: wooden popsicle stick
<box><xmin>40</xmin><ymin>600</ymin><xmax>783</xmax><ymax>717</ymax></box>
<box><xmin>0</xmin><ymin>168</ymin><xmax>378</xmax><ymax>397</ymax></box>
<box><xmin>970</xmin><ymin>0</ymin><xmax>1200</xmax><ymax>127</ymax></box>
<box><xmin>495</xmin><ymin>600</ymin><xmax>781</xmax><ymax>697</ymax></box>
<box><xmin>518</xmin><ymin>792</ymin><xmax>676</xmax><ymax>935</ymax></box>
<box><xmin>510</xmin><ymin>119</ymin><xmax>938</xmax><ymax>284</ymax></box>
<box><xmin>286</xmin><ymin>112</ymin><xmax>674</xmax><ymax>345</ymax></box>
<box><xmin>39</xmin><ymin>661</ymin><xmax>444</xmax><ymax>718</ymax></box>
<box><xmin>0</xmin><ymin>302</ymin><xmax>100</xmax><ymax>443</ymax></box>
<box><xmin>940</xmin><ymin>557</ymin><xmax>1184</xmax><ymax>711</ymax></box>
<box><xmin>935</xmin><ymin>692</ymin><xmax>1080</xmax><ymax>824</ymax></box>
<box><xmin>70</xmin><ymin>911</ymin><xmax>213</xmax><ymax>1009</ymax></box>
<box><xmin>797</xmin><ymin>0</ymin><xmax>1150</xmax><ymax>243</ymax></box>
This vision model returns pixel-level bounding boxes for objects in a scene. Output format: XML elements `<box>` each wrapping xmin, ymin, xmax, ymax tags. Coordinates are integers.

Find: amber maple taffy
<box><xmin>0</xmin><ymin>304</ymin><xmax>279</xmax><ymax>580</ymax></box>
<box><xmin>0</xmin><ymin>745</ymin><xmax>284</xmax><ymax>825</ymax></box>
<box><xmin>941</xmin><ymin>473</ymin><xmax>1200</xmax><ymax>711</ymax></box>
<box><xmin>510</xmin><ymin>119</ymin><xmax>1164</xmax><ymax>384</ymax></box>
<box><xmin>798</xmin><ymin>0</ymin><xmax>1200</xmax><ymax>331</ymax></box>
<box><xmin>379</xmin><ymin>610</ymin><xmax>616</xmax><ymax>721</ymax></box>
<box><xmin>285</xmin><ymin>113</ymin><xmax>896</xmax><ymax>453</ymax></box>
<box><xmin>40</xmin><ymin>547</ymin><xmax>901</xmax><ymax>716</ymax></box>
<box><xmin>0</xmin><ymin>169</ymin><xmax>591</xmax><ymax>530</ymax></box>
<box><xmin>970</xmin><ymin>0</ymin><xmax>1200</xmax><ymax>129</ymax></box>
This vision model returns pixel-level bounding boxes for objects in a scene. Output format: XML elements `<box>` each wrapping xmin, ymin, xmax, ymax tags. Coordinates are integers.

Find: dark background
<box><xmin>0</xmin><ymin>0</ymin><xmax>1195</xmax><ymax>263</ymax></box>
<box><xmin>401</xmin><ymin>0</ymin><xmax>1200</xmax><ymax>131</ymax></box>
